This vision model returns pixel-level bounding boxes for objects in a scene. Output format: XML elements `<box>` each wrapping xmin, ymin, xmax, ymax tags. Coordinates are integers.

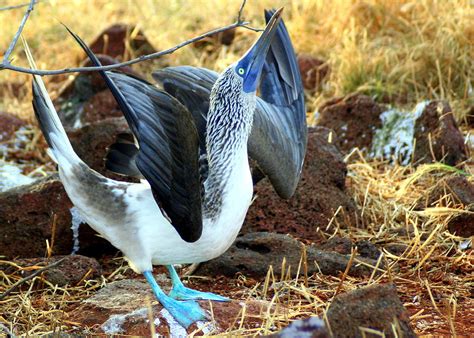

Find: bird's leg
<box><xmin>143</xmin><ymin>271</ymin><xmax>207</xmax><ymax>328</ymax></box>
<box><xmin>167</xmin><ymin>265</ymin><xmax>229</xmax><ymax>302</ymax></box>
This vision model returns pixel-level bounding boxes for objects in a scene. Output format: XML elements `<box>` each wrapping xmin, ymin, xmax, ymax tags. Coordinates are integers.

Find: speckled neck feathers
<box><xmin>203</xmin><ymin>68</ymin><xmax>256</xmax><ymax>219</ymax></box>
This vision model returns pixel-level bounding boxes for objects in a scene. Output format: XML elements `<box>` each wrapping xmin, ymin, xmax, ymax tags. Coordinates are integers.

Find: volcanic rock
<box><xmin>244</xmin><ymin>127</ymin><xmax>359</xmax><ymax>242</ymax></box>
<box><xmin>270</xmin><ymin>316</ymin><xmax>329</xmax><ymax>338</ymax></box>
<box><xmin>54</xmin><ymin>55</ymin><xmax>137</xmax><ymax>128</ymax></box>
<box><xmin>326</xmin><ymin>283</ymin><xmax>416</xmax><ymax>338</ymax></box>
<box><xmin>193</xmin><ymin>28</ymin><xmax>236</xmax><ymax>50</ymax></box>
<box><xmin>3</xmin><ymin>255</ymin><xmax>102</xmax><ymax>286</ymax></box>
<box><xmin>320</xmin><ymin>237</ymin><xmax>381</xmax><ymax>260</ymax></box>
<box><xmin>413</xmin><ymin>101</ymin><xmax>467</xmax><ymax>165</ymax></box>
<box><xmin>297</xmin><ymin>55</ymin><xmax>329</xmax><ymax>91</ymax></box>
<box><xmin>417</xmin><ymin>174</ymin><xmax>474</xmax><ymax>237</ymax></box>
<box><xmin>317</xmin><ymin>94</ymin><xmax>384</xmax><ymax>152</ymax></box>
<box><xmin>89</xmin><ymin>24</ymin><xmax>156</xmax><ymax>60</ymax></box>
<box><xmin>68</xmin><ymin>117</ymin><xmax>131</xmax><ymax>178</ymax></box>
<box><xmin>0</xmin><ymin>174</ymin><xmax>115</xmax><ymax>259</ymax></box>
<box><xmin>0</xmin><ymin>112</ymin><xmax>26</xmax><ymax>142</ymax></box>
<box><xmin>197</xmin><ymin>232</ymin><xmax>377</xmax><ymax>278</ymax></box>
<box><xmin>68</xmin><ymin>278</ymin><xmax>280</xmax><ymax>336</ymax></box>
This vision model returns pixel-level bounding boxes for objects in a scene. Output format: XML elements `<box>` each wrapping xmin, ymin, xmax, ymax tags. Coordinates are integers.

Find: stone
<box><xmin>2</xmin><ymin>255</ymin><xmax>102</xmax><ymax>286</ymax></box>
<box><xmin>319</xmin><ymin>237</ymin><xmax>382</xmax><ymax>261</ymax></box>
<box><xmin>0</xmin><ymin>174</ymin><xmax>115</xmax><ymax>259</ymax></box>
<box><xmin>244</xmin><ymin>127</ymin><xmax>359</xmax><ymax>242</ymax></box>
<box><xmin>0</xmin><ymin>112</ymin><xmax>26</xmax><ymax>142</ymax></box>
<box><xmin>68</xmin><ymin>278</ymin><xmax>281</xmax><ymax>336</ymax></box>
<box><xmin>413</xmin><ymin>101</ymin><xmax>467</xmax><ymax>165</ymax></box>
<box><xmin>54</xmin><ymin>55</ymin><xmax>137</xmax><ymax>128</ymax></box>
<box><xmin>89</xmin><ymin>24</ymin><xmax>156</xmax><ymax>60</ymax></box>
<box><xmin>68</xmin><ymin>117</ymin><xmax>132</xmax><ymax>179</ymax></box>
<box><xmin>417</xmin><ymin>175</ymin><xmax>474</xmax><ymax>237</ymax></box>
<box><xmin>297</xmin><ymin>55</ymin><xmax>329</xmax><ymax>91</ymax></box>
<box><xmin>317</xmin><ymin>94</ymin><xmax>384</xmax><ymax>153</ymax></box>
<box><xmin>269</xmin><ymin>317</ymin><xmax>329</xmax><ymax>338</ymax></box>
<box><xmin>326</xmin><ymin>284</ymin><xmax>416</xmax><ymax>338</ymax></box>
<box><xmin>193</xmin><ymin>28</ymin><xmax>236</xmax><ymax>50</ymax></box>
<box><xmin>197</xmin><ymin>232</ymin><xmax>377</xmax><ymax>278</ymax></box>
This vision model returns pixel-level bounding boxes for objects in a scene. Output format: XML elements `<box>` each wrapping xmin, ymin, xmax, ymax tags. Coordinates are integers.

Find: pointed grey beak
<box><xmin>241</xmin><ymin>8</ymin><xmax>283</xmax><ymax>93</ymax></box>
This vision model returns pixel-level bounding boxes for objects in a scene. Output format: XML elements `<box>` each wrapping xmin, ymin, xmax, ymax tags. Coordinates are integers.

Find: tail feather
<box><xmin>24</xmin><ymin>37</ymin><xmax>80</xmax><ymax>166</ymax></box>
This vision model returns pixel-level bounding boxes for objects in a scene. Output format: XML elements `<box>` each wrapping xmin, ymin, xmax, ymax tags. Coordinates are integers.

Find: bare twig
<box><xmin>0</xmin><ymin>0</ymin><xmax>39</xmax><ymax>12</ymax></box>
<box><xmin>2</xmin><ymin>0</ymin><xmax>36</xmax><ymax>63</ymax></box>
<box><xmin>0</xmin><ymin>0</ymin><xmax>262</xmax><ymax>76</ymax></box>
<box><xmin>0</xmin><ymin>257</ymin><xmax>67</xmax><ymax>300</ymax></box>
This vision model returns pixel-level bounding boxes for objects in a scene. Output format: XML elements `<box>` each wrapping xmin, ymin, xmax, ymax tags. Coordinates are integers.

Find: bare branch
<box><xmin>1</xmin><ymin>21</ymin><xmax>261</xmax><ymax>76</ymax></box>
<box><xmin>0</xmin><ymin>0</ymin><xmax>39</xmax><ymax>12</ymax></box>
<box><xmin>237</xmin><ymin>0</ymin><xmax>247</xmax><ymax>22</ymax></box>
<box><xmin>2</xmin><ymin>0</ymin><xmax>36</xmax><ymax>63</ymax></box>
<box><xmin>0</xmin><ymin>0</ymin><xmax>264</xmax><ymax>76</ymax></box>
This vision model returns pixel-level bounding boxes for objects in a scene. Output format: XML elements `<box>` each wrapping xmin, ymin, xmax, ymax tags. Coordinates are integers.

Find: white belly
<box><xmin>61</xmin><ymin>148</ymin><xmax>253</xmax><ymax>273</ymax></box>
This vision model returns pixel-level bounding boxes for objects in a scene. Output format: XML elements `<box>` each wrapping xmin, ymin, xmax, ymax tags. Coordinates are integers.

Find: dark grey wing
<box><xmin>250</xmin><ymin>8</ymin><xmax>307</xmax><ymax>198</ymax></box>
<box><xmin>153</xmin><ymin>10</ymin><xmax>306</xmax><ymax>199</ymax></box>
<box><xmin>68</xmin><ymin>28</ymin><xmax>203</xmax><ymax>243</ymax></box>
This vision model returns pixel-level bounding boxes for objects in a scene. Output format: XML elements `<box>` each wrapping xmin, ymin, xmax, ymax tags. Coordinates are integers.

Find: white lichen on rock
<box><xmin>0</xmin><ymin>160</ymin><xmax>35</xmax><ymax>192</ymax></box>
<box><xmin>101</xmin><ymin>307</ymin><xmax>148</xmax><ymax>334</ymax></box>
<box><xmin>69</xmin><ymin>206</ymin><xmax>84</xmax><ymax>254</ymax></box>
<box><xmin>371</xmin><ymin>101</ymin><xmax>429</xmax><ymax>165</ymax></box>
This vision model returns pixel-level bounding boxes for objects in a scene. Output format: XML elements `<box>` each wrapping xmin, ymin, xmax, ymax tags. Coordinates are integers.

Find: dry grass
<box><xmin>1</xmin><ymin>0</ymin><xmax>473</xmax><ymax>120</ymax></box>
<box><xmin>1</xmin><ymin>155</ymin><xmax>472</xmax><ymax>336</ymax></box>
<box><xmin>1</xmin><ymin>0</ymin><xmax>473</xmax><ymax>336</ymax></box>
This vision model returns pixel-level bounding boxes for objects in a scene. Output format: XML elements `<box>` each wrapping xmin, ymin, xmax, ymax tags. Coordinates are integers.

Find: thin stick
<box><xmin>0</xmin><ymin>0</ymin><xmax>41</xmax><ymax>12</ymax></box>
<box><xmin>0</xmin><ymin>257</ymin><xmax>67</xmax><ymax>300</ymax></box>
<box><xmin>0</xmin><ymin>0</ymin><xmax>39</xmax><ymax>12</ymax></box>
<box><xmin>0</xmin><ymin>0</ymin><xmax>261</xmax><ymax>76</ymax></box>
<box><xmin>2</xmin><ymin>0</ymin><xmax>36</xmax><ymax>63</ymax></box>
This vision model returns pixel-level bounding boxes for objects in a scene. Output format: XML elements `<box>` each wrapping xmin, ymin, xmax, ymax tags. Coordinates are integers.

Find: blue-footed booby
<box><xmin>28</xmin><ymin>8</ymin><xmax>306</xmax><ymax>328</ymax></box>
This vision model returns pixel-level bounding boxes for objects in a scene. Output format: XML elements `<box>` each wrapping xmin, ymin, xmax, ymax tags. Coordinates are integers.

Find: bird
<box><xmin>27</xmin><ymin>8</ymin><xmax>306</xmax><ymax>328</ymax></box>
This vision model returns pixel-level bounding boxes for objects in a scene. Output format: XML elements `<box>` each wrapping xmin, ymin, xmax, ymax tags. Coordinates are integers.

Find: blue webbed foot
<box><xmin>144</xmin><ymin>270</ymin><xmax>207</xmax><ymax>328</ymax></box>
<box><xmin>166</xmin><ymin>265</ymin><xmax>229</xmax><ymax>302</ymax></box>
<box><xmin>160</xmin><ymin>296</ymin><xmax>207</xmax><ymax>328</ymax></box>
<box><xmin>169</xmin><ymin>284</ymin><xmax>229</xmax><ymax>301</ymax></box>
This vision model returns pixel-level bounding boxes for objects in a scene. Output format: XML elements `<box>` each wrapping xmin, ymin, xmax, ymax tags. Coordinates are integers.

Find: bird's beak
<box><xmin>242</xmin><ymin>8</ymin><xmax>283</xmax><ymax>93</ymax></box>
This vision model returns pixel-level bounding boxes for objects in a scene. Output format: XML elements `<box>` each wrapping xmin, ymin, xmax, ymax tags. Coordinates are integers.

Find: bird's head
<box><xmin>234</xmin><ymin>7</ymin><xmax>283</xmax><ymax>94</ymax></box>
<box><xmin>211</xmin><ymin>8</ymin><xmax>283</xmax><ymax>103</ymax></box>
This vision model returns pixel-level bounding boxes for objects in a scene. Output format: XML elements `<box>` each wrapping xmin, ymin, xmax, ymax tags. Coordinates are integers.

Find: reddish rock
<box><xmin>68</xmin><ymin>117</ymin><xmax>131</xmax><ymax>179</ymax></box>
<box><xmin>3</xmin><ymin>255</ymin><xmax>101</xmax><ymax>286</ymax></box>
<box><xmin>417</xmin><ymin>175</ymin><xmax>474</xmax><ymax>237</ymax></box>
<box><xmin>0</xmin><ymin>112</ymin><xmax>26</xmax><ymax>142</ymax></box>
<box><xmin>197</xmin><ymin>232</ymin><xmax>376</xmax><ymax>278</ymax></box>
<box><xmin>0</xmin><ymin>175</ymin><xmax>115</xmax><ymax>259</ymax></box>
<box><xmin>193</xmin><ymin>28</ymin><xmax>236</xmax><ymax>51</ymax></box>
<box><xmin>54</xmin><ymin>55</ymin><xmax>138</xmax><ymax>128</ymax></box>
<box><xmin>317</xmin><ymin>94</ymin><xmax>384</xmax><ymax>152</ymax></box>
<box><xmin>413</xmin><ymin>101</ymin><xmax>467</xmax><ymax>165</ymax></box>
<box><xmin>297</xmin><ymin>55</ymin><xmax>329</xmax><ymax>91</ymax></box>
<box><xmin>89</xmin><ymin>24</ymin><xmax>156</xmax><ymax>60</ymax></box>
<box><xmin>82</xmin><ymin>90</ymin><xmax>122</xmax><ymax>125</ymax></box>
<box><xmin>244</xmin><ymin>127</ymin><xmax>359</xmax><ymax>242</ymax></box>
<box><xmin>326</xmin><ymin>284</ymin><xmax>416</xmax><ymax>338</ymax></box>
<box><xmin>68</xmin><ymin>278</ymin><xmax>281</xmax><ymax>336</ymax></box>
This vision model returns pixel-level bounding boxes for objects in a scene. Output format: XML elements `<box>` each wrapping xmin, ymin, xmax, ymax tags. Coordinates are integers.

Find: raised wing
<box><xmin>153</xmin><ymin>10</ymin><xmax>307</xmax><ymax>199</ymax></box>
<box><xmin>68</xmin><ymin>28</ymin><xmax>203</xmax><ymax>243</ymax></box>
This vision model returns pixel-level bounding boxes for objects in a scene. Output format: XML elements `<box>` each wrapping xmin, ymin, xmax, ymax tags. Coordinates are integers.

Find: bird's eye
<box><xmin>238</xmin><ymin>68</ymin><xmax>245</xmax><ymax>75</ymax></box>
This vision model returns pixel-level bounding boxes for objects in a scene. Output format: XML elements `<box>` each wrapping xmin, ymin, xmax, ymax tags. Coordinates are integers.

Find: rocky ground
<box><xmin>0</xmin><ymin>23</ymin><xmax>473</xmax><ymax>337</ymax></box>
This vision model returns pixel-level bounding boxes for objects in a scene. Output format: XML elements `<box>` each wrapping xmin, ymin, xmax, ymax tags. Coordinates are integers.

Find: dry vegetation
<box><xmin>0</xmin><ymin>0</ymin><xmax>473</xmax><ymax>336</ymax></box>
